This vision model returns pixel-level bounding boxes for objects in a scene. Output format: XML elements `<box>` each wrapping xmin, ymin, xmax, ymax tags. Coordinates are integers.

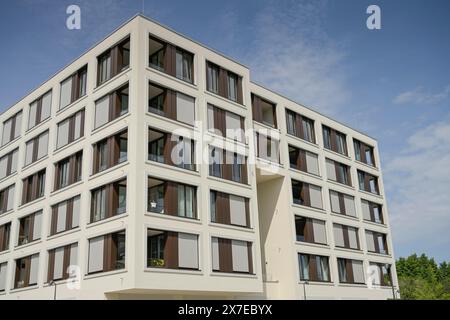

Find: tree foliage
<box><xmin>396</xmin><ymin>254</ymin><xmax>450</xmax><ymax>300</ymax></box>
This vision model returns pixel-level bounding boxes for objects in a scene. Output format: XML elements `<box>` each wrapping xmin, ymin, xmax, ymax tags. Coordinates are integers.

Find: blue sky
<box><xmin>1</xmin><ymin>0</ymin><xmax>449</xmax><ymax>261</ymax></box>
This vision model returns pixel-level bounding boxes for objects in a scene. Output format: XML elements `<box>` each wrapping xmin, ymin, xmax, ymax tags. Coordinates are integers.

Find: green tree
<box><xmin>396</xmin><ymin>254</ymin><xmax>450</xmax><ymax>300</ymax></box>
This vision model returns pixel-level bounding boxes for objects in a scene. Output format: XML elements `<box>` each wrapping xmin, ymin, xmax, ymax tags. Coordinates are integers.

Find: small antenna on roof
<box><xmin>142</xmin><ymin>0</ymin><xmax>145</xmax><ymax>15</ymax></box>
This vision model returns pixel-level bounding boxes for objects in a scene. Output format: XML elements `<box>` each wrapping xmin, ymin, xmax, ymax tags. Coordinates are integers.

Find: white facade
<box><xmin>0</xmin><ymin>15</ymin><xmax>397</xmax><ymax>300</ymax></box>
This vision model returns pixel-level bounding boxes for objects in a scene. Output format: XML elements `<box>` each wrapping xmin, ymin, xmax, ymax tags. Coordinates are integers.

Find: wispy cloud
<box><xmin>385</xmin><ymin>121</ymin><xmax>450</xmax><ymax>260</ymax></box>
<box><xmin>393</xmin><ymin>85</ymin><xmax>450</xmax><ymax>105</ymax></box>
<box><xmin>214</xmin><ymin>0</ymin><xmax>350</xmax><ymax>115</ymax></box>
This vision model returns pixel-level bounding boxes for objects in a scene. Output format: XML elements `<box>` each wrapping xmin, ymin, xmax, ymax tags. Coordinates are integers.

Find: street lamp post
<box><xmin>49</xmin><ymin>280</ymin><xmax>57</xmax><ymax>300</ymax></box>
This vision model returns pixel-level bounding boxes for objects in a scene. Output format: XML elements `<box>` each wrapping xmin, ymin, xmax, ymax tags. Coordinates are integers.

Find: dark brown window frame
<box><xmin>358</xmin><ymin>170</ymin><xmax>380</xmax><ymax>194</ymax></box>
<box><xmin>28</xmin><ymin>90</ymin><xmax>52</xmax><ymax>129</ymax></box>
<box><xmin>362</xmin><ymin>199</ymin><xmax>384</xmax><ymax>224</ymax></box>
<box><xmin>47</xmin><ymin>243</ymin><xmax>77</xmax><ymax>282</ymax></box>
<box><xmin>291</xmin><ymin>179</ymin><xmax>322</xmax><ymax>209</ymax></box>
<box><xmin>59</xmin><ymin>65</ymin><xmax>88</xmax><ymax>110</ymax></box>
<box><xmin>208</xmin><ymin>147</ymin><xmax>248</xmax><ymax>184</ymax></box>
<box><xmin>147</xmin><ymin>177</ymin><xmax>197</xmax><ymax>219</ymax></box>
<box><xmin>147</xmin><ymin>229</ymin><xmax>199</xmax><ymax>270</ymax></box>
<box><xmin>298</xmin><ymin>253</ymin><xmax>331</xmax><ymax>283</ymax></box>
<box><xmin>206</xmin><ymin>61</ymin><xmax>243</xmax><ymax>104</ymax></box>
<box><xmin>17</xmin><ymin>211</ymin><xmax>41</xmax><ymax>246</ymax></box>
<box><xmin>0</xmin><ymin>184</ymin><xmax>14</xmax><ymax>214</ymax></box>
<box><xmin>148</xmin><ymin>35</ymin><xmax>194</xmax><ymax>84</ymax></box>
<box><xmin>21</xmin><ymin>169</ymin><xmax>46</xmax><ymax>205</ymax></box>
<box><xmin>0</xmin><ymin>148</ymin><xmax>19</xmax><ymax>179</ymax></box>
<box><xmin>207</xmin><ymin>103</ymin><xmax>245</xmax><ymax>140</ymax></box>
<box><xmin>210</xmin><ymin>190</ymin><xmax>250</xmax><ymax>228</ymax></box>
<box><xmin>14</xmin><ymin>254</ymin><xmax>38</xmax><ymax>289</ymax></box>
<box><xmin>94</xmin><ymin>83</ymin><xmax>129</xmax><ymax>130</ymax></box>
<box><xmin>329</xmin><ymin>190</ymin><xmax>355</xmax><ymax>217</ymax></box>
<box><xmin>255</xmin><ymin>132</ymin><xmax>280</xmax><ymax>163</ymax></box>
<box><xmin>24</xmin><ymin>130</ymin><xmax>49</xmax><ymax>166</ymax></box>
<box><xmin>92</xmin><ymin>129</ymin><xmax>128</xmax><ymax>175</ymax></box>
<box><xmin>87</xmin><ymin>230</ymin><xmax>126</xmax><ymax>274</ymax></box>
<box><xmin>90</xmin><ymin>178</ymin><xmax>127</xmax><ymax>223</ymax></box>
<box><xmin>337</xmin><ymin>258</ymin><xmax>365</xmax><ymax>284</ymax></box>
<box><xmin>327</xmin><ymin>158</ymin><xmax>352</xmax><ymax>186</ymax></box>
<box><xmin>333</xmin><ymin>223</ymin><xmax>361</xmax><ymax>250</ymax></box>
<box><xmin>56</xmin><ymin>108</ymin><xmax>85</xmax><ymax>150</ymax></box>
<box><xmin>54</xmin><ymin>150</ymin><xmax>83</xmax><ymax>191</ymax></box>
<box><xmin>285</xmin><ymin>109</ymin><xmax>316</xmax><ymax>143</ymax></box>
<box><xmin>367</xmin><ymin>230</ymin><xmax>389</xmax><ymax>254</ymax></box>
<box><xmin>369</xmin><ymin>262</ymin><xmax>392</xmax><ymax>286</ymax></box>
<box><xmin>295</xmin><ymin>216</ymin><xmax>327</xmax><ymax>245</ymax></box>
<box><xmin>322</xmin><ymin>125</ymin><xmax>348</xmax><ymax>156</ymax></box>
<box><xmin>2</xmin><ymin>110</ymin><xmax>22</xmax><ymax>146</ymax></box>
<box><xmin>354</xmin><ymin>138</ymin><xmax>376</xmax><ymax>167</ymax></box>
<box><xmin>0</xmin><ymin>222</ymin><xmax>11</xmax><ymax>252</ymax></box>
<box><xmin>97</xmin><ymin>36</ymin><xmax>130</xmax><ymax>86</ymax></box>
<box><xmin>251</xmin><ymin>94</ymin><xmax>277</xmax><ymax>128</ymax></box>
<box><xmin>50</xmin><ymin>195</ymin><xmax>80</xmax><ymax>236</ymax></box>
<box><xmin>212</xmin><ymin>237</ymin><xmax>253</xmax><ymax>274</ymax></box>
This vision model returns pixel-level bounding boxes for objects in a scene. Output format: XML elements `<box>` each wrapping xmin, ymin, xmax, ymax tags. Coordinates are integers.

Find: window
<box><xmin>176</xmin><ymin>49</ymin><xmax>193</xmax><ymax>83</ymax></box>
<box><xmin>208</xmin><ymin>147</ymin><xmax>247</xmax><ymax>184</ymax></box>
<box><xmin>212</xmin><ymin>237</ymin><xmax>253</xmax><ymax>274</ymax></box>
<box><xmin>337</xmin><ymin>258</ymin><xmax>365</xmax><ymax>284</ymax></box>
<box><xmin>50</xmin><ymin>196</ymin><xmax>80</xmax><ymax>235</ymax></box>
<box><xmin>295</xmin><ymin>216</ymin><xmax>327</xmax><ymax>244</ymax></box>
<box><xmin>0</xmin><ymin>185</ymin><xmax>15</xmax><ymax>214</ymax></box>
<box><xmin>207</xmin><ymin>104</ymin><xmax>245</xmax><ymax>142</ymax></box>
<box><xmin>206</xmin><ymin>62</ymin><xmax>219</xmax><ymax>93</ymax></box>
<box><xmin>22</xmin><ymin>169</ymin><xmax>46</xmax><ymax>205</ymax></box>
<box><xmin>90</xmin><ymin>179</ymin><xmax>127</xmax><ymax>223</ymax></box>
<box><xmin>0</xmin><ymin>262</ymin><xmax>7</xmax><ymax>292</ymax></box>
<box><xmin>147</xmin><ymin>177</ymin><xmax>197</xmax><ymax>219</ymax></box>
<box><xmin>0</xmin><ymin>222</ymin><xmax>11</xmax><ymax>252</ymax></box>
<box><xmin>24</xmin><ymin>130</ymin><xmax>49</xmax><ymax>166</ymax></box>
<box><xmin>88</xmin><ymin>231</ymin><xmax>126</xmax><ymax>274</ymax></box>
<box><xmin>148</xmin><ymin>83</ymin><xmax>195</xmax><ymax>125</ymax></box>
<box><xmin>369</xmin><ymin>263</ymin><xmax>392</xmax><ymax>286</ymax></box>
<box><xmin>333</xmin><ymin>224</ymin><xmax>360</xmax><ymax>250</ymax></box>
<box><xmin>147</xmin><ymin>229</ymin><xmax>199</xmax><ymax>270</ymax></box>
<box><xmin>0</xmin><ymin>148</ymin><xmax>19</xmax><ymax>180</ymax></box>
<box><xmin>54</xmin><ymin>151</ymin><xmax>83</xmax><ymax>190</ymax></box>
<box><xmin>288</xmin><ymin>145</ymin><xmax>319</xmax><ymax>175</ymax></box>
<box><xmin>210</xmin><ymin>190</ymin><xmax>250</xmax><ymax>228</ymax></box>
<box><xmin>94</xmin><ymin>84</ymin><xmax>129</xmax><ymax>129</ymax></box>
<box><xmin>325</xmin><ymin>159</ymin><xmax>351</xmax><ymax>186</ymax></box>
<box><xmin>251</xmin><ymin>94</ymin><xmax>277</xmax><ymax>128</ymax></box>
<box><xmin>361</xmin><ymin>199</ymin><xmax>384</xmax><ymax>224</ymax></box>
<box><xmin>14</xmin><ymin>254</ymin><xmax>39</xmax><ymax>288</ymax></box>
<box><xmin>97</xmin><ymin>37</ymin><xmax>130</xmax><ymax>86</ymax></box>
<box><xmin>285</xmin><ymin>109</ymin><xmax>315</xmax><ymax>143</ymax></box>
<box><xmin>28</xmin><ymin>91</ymin><xmax>52</xmax><ymax>129</ymax></box>
<box><xmin>322</xmin><ymin>125</ymin><xmax>347</xmax><ymax>155</ymax></box>
<box><xmin>228</xmin><ymin>72</ymin><xmax>238</xmax><ymax>101</ymax></box>
<box><xmin>18</xmin><ymin>211</ymin><xmax>42</xmax><ymax>246</ymax></box>
<box><xmin>365</xmin><ymin>230</ymin><xmax>388</xmax><ymax>254</ymax></box>
<box><xmin>59</xmin><ymin>66</ymin><xmax>87</xmax><ymax>109</ymax></box>
<box><xmin>298</xmin><ymin>253</ymin><xmax>330</xmax><ymax>282</ymax></box>
<box><xmin>329</xmin><ymin>190</ymin><xmax>356</xmax><ymax>217</ymax></box>
<box><xmin>2</xmin><ymin>111</ymin><xmax>22</xmax><ymax>146</ymax></box>
<box><xmin>149</xmin><ymin>36</ymin><xmax>194</xmax><ymax>84</ymax></box>
<box><xmin>354</xmin><ymin>139</ymin><xmax>376</xmax><ymax>167</ymax></box>
<box><xmin>47</xmin><ymin>243</ymin><xmax>78</xmax><ymax>282</ymax></box>
<box><xmin>357</xmin><ymin>170</ymin><xmax>379</xmax><ymax>194</ymax></box>
<box><xmin>255</xmin><ymin>133</ymin><xmax>280</xmax><ymax>163</ymax></box>
<box><xmin>56</xmin><ymin>109</ymin><xmax>85</xmax><ymax>149</ymax></box>
<box><xmin>206</xmin><ymin>61</ymin><xmax>243</xmax><ymax>103</ymax></box>
<box><xmin>291</xmin><ymin>179</ymin><xmax>323</xmax><ymax>209</ymax></box>
<box><xmin>93</xmin><ymin>130</ymin><xmax>127</xmax><ymax>174</ymax></box>
<box><xmin>148</xmin><ymin>128</ymin><xmax>195</xmax><ymax>171</ymax></box>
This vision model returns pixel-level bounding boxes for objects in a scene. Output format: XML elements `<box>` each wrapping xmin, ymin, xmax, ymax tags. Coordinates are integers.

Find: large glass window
<box><xmin>206</xmin><ymin>63</ymin><xmax>219</xmax><ymax>93</ymax></box>
<box><xmin>176</xmin><ymin>49</ymin><xmax>193</xmax><ymax>83</ymax></box>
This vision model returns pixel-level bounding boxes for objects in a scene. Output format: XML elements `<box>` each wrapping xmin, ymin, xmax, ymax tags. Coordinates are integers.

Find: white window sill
<box><xmin>0</xmin><ymin>172</ymin><xmax>18</xmax><ymax>185</ymax></box>
<box><xmin>54</xmin><ymin>136</ymin><xmax>86</xmax><ymax>156</ymax></box>
<box><xmin>323</xmin><ymin>148</ymin><xmax>351</xmax><ymax>161</ymax></box>
<box><xmin>25</xmin><ymin>116</ymin><xmax>51</xmax><ymax>136</ymax></box>
<box><xmin>144</xmin><ymin>268</ymin><xmax>203</xmax><ymax>276</ymax></box>
<box><xmin>289</xmin><ymin>167</ymin><xmax>322</xmax><ymax>180</ymax></box>
<box><xmin>91</xmin><ymin>112</ymin><xmax>131</xmax><ymax>135</ymax></box>
<box><xmin>363</xmin><ymin>219</ymin><xmax>387</xmax><ymax>228</ymax></box>
<box><xmin>51</xmin><ymin>180</ymin><xmax>83</xmax><ymax>197</ymax></box>
<box><xmin>0</xmin><ymin>136</ymin><xmax>21</xmax><ymax>152</ymax></box>
<box><xmin>145</xmin><ymin>160</ymin><xmax>200</xmax><ymax>177</ymax></box>
<box><xmin>146</xmin><ymin>111</ymin><xmax>195</xmax><ymax>131</ymax></box>
<box><xmin>334</xmin><ymin>246</ymin><xmax>363</xmax><ymax>254</ymax></box>
<box><xmin>298</xmin><ymin>281</ymin><xmax>334</xmax><ymax>286</ymax></box>
<box><xmin>87</xmin><ymin>213</ymin><xmax>128</xmax><ymax>229</ymax></box>
<box><xmin>367</xmin><ymin>252</ymin><xmax>392</xmax><ymax>258</ymax></box>
<box><xmin>295</xmin><ymin>241</ymin><xmax>329</xmax><ymax>249</ymax></box>
<box><xmin>330</xmin><ymin>212</ymin><xmax>360</xmax><ymax>222</ymax></box>
<box><xmin>84</xmin><ymin>268</ymin><xmax>127</xmax><ymax>280</ymax></box>
<box><xmin>285</xmin><ymin>133</ymin><xmax>319</xmax><ymax>149</ymax></box>
<box><xmin>358</xmin><ymin>189</ymin><xmax>383</xmax><ymax>199</ymax></box>
<box><xmin>327</xmin><ymin>179</ymin><xmax>355</xmax><ymax>192</ymax></box>
<box><xmin>205</xmin><ymin>131</ymin><xmax>248</xmax><ymax>148</ymax></box>
<box><xmin>337</xmin><ymin>282</ymin><xmax>368</xmax><ymax>288</ymax></box>
<box><xmin>47</xmin><ymin>227</ymin><xmax>81</xmax><ymax>242</ymax></box>
<box><xmin>210</xmin><ymin>272</ymin><xmax>257</xmax><ymax>279</ymax></box>
<box><xmin>93</xmin><ymin>67</ymin><xmax>131</xmax><ymax>93</ymax></box>
<box><xmin>292</xmin><ymin>203</ymin><xmax>325</xmax><ymax>215</ymax></box>
<box><xmin>19</xmin><ymin>196</ymin><xmax>45</xmax><ymax>210</ymax></box>
<box><xmin>355</xmin><ymin>159</ymin><xmax>378</xmax><ymax>171</ymax></box>
<box><xmin>9</xmin><ymin>285</ymin><xmax>39</xmax><ymax>294</ymax></box>
<box><xmin>252</xmin><ymin>120</ymin><xmax>280</xmax><ymax>133</ymax></box>
<box><xmin>15</xmin><ymin>239</ymin><xmax>42</xmax><ymax>250</ymax></box>
<box><xmin>207</xmin><ymin>175</ymin><xmax>252</xmax><ymax>189</ymax></box>
<box><xmin>205</xmin><ymin>90</ymin><xmax>246</xmax><ymax>109</ymax></box>
<box><xmin>22</xmin><ymin>155</ymin><xmax>49</xmax><ymax>172</ymax></box>
<box><xmin>56</xmin><ymin>95</ymin><xmax>88</xmax><ymax>116</ymax></box>
<box><xmin>209</xmin><ymin>222</ymin><xmax>254</xmax><ymax>233</ymax></box>
<box><xmin>89</xmin><ymin>161</ymin><xmax>129</xmax><ymax>181</ymax></box>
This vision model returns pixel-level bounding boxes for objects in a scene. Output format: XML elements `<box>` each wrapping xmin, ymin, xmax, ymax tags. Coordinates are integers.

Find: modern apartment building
<box><xmin>0</xmin><ymin>14</ymin><xmax>397</xmax><ymax>300</ymax></box>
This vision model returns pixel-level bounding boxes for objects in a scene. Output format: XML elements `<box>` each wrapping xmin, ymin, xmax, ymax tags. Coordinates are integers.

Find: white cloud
<box><xmin>219</xmin><ymin>0</ymin><xmax>350</xmax><ymax>115</ymax></box>
<box><xmin>393</xmin><ymin>85</ymin><xmax>450</xmax><ymax>105</ymax></box>
<box><xmin>385</xmin><ymin>121</ymin><xmax>450</xmax><ymax>257</ymax></box>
